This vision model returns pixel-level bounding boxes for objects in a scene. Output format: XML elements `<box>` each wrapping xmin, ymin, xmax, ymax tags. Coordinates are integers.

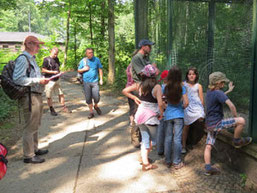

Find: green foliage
<box><xmin>240</xmin><ymin>173</ymin><xmax>247</xmax><ymax>187</ymax></box>
<box><xmin>0</xmin><ymin>50</ymin><xmax>20</xmax><ymax>72</ymax></box>
<box><xmin>0</xmin><ymin>0</ymin><xmax>16</xmax><ymax>11</ymax></box>
<box><xmin>0</xmin><ymin>89</ymin><xmax>17</xmax><ymax>122</ymax></box>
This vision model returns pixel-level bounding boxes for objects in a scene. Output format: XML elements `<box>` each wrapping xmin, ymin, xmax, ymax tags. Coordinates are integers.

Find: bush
<box><xmin>0</xmin><ymin>88</ymin><xmax>17</xmax><ymax>123</ymax></box>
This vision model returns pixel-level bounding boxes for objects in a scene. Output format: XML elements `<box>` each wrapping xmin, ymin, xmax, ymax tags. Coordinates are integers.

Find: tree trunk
<box><xmin>107</xmin><ymin>0</ymin><xmax>115</xmax><ymax>84</ymax></box>
<box><xmin>101</xmin><ymin>1</ymin><xmax>106</xmax><ymax>39</ymax></box>
<box><xmin>134</xmin><ymin>0</ymin><xmax>148</xmax><ymax>48</ymax></box>
<box><xmin>74</xmin><ymin>22</ymin><xmax>77</xmax><ymax>67</ymax></box>
<box><xmin>64</xmin><ymin>1</ymin><xmax>71</xmax><ymax>67</ymax></box>
<box><xmin>89</xmin><ymin>2</ymin><xmax>93</xmax><ymax>45</ymax></box>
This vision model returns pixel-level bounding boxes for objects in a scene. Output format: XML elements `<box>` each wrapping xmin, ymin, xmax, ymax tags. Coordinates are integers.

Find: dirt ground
<box><xmin>1</xmin><ymin>71</ymin><xmax>256</xmax><ymax>193</ymax></box>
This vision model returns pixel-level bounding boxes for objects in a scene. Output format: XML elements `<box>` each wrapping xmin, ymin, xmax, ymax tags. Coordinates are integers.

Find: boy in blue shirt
<box><xmin>204</xmin><ymin>72</ymin><xmax>252</xmax><ymax>175</ymax></box>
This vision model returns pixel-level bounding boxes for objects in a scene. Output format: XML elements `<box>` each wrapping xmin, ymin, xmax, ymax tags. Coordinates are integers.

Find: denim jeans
<box><xmin>83</xmin><ymin>82</ymin><xmax>100</xmax><ymax>104</ymax></box>
<box><xmin>157</xmin><ymin>119</ymin><xmax>166</xmax><ymax>154</ymax></box>
<box><xmin>138</xmin><ymin>124</ymin><xmax>157</xmax><ymax>149</ymax></box>
<box><xmin>164</xmin><ymin>118</ymin><xmax>184</xmax><ymax>164</ymax></box>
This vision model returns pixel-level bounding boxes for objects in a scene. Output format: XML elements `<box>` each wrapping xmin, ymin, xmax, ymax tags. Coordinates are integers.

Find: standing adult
<box><xmin>131</xmin><ymin>39</ymin><xmax>158</xmax><ymax>82</ymax></box>
<box><xmin>78</xmin><ymin>48</ymin><xmax>103</xmax><ymax>119</ymax></box>
<box><xmin>13</xmin><ymin>36</ymin><xmax>49</xmax><ymax>164</ymax></box>
<box><xmin>42</xmin><ymin>47</ymin><xmax>71</xmax><ymax>116</ymax></box>
<box><xmin>129</xmin><ymin>39</ymin><xmax>158</xmax><ymax>147</ymax></box>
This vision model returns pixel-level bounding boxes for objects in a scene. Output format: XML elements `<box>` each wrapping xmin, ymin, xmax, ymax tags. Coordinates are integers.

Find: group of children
<box><xmin>123</xmin><ymin>64</ymin><xmax>252</xmax><ymax>175</ymax></box>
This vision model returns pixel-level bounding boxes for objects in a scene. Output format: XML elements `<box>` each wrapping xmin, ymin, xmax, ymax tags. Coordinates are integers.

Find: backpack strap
<box><xmin>83</xmin><ymin>57</ymin><xmax>88</xmax><ymax>67</ymax></box>
<box><xmin>81</xmin><ymin>57</ymin><xmax>89</xmax><ymax>75</ymax></box>
<box><xmin>0</xmin><ymin>155</ymin><xmax>8</xmax><ymax>165</ymax></box>
<box><xmin>17</xmin><ymin>54</ymin><xmax>32</xmax><ymax>112</ymax></box>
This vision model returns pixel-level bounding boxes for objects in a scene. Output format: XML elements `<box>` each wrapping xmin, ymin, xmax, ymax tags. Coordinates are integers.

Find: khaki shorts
<box><xmin>45</xmin><ymin>80</ymin><xmax>64</xmax><ymax>98</ymax></box>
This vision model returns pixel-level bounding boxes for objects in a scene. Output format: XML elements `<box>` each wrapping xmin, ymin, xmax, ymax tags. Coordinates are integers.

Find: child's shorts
<box><xmin>206</xmin><ymin>118</ymin><xmax>236</xmax><ymax>145</ymax></box>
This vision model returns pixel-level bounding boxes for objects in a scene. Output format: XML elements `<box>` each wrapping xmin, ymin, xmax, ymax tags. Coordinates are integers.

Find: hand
<box><xmin>83</xmin><ymin>65</ymin><xmax>90</xmax><ymax>72</ymax></box>
<box><xmin>39</xmin><ymin>78</ymin><xmax>49</xmax><ymax>85</ymax></box>
<box><xmin>134</xmin><ymin>97</ymin><xmax>141</xmax><ymax>105</ymax></box>
<box><xmin>53</xmin><ymin>71</ymin><xmax>59</xmax><ymax>74</ymax></box>
<box><xmin>228</xmin><ymin>81</ymin><xmax>235</xmax><ymax>92</ymax></box>
<box><xmin>162</xmin><ymin>101</ymin><xmax>167</xmax><ymax>109</ymax></box>
<box><xmin>155</xmin><ymin>68</ymin><xmax>160</xmax><ymax>76</ymax></box>
<box><xmin>99</xmin><ymin>79</ymin><xmax>103</xmax><ymax>85</ymax></box>
<box><xmin>158</xmin><ymin>114</ymin><xmax>163</xmax><ymax>120</ymax></box>
<box><xmin>225</xmin><ymin>81</ymin><xmax>235</xmax><ymax>95</ymax></box>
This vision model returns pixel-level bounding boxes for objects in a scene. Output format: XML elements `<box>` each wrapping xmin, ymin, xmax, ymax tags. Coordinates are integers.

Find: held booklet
<box><xmin>48</xmin><ymin>72</ymin><xmax>64</xmax><ymax>81</ymax></box>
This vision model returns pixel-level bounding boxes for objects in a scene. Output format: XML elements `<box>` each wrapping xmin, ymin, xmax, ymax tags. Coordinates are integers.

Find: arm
<box><xmin>99</xmin><ymin>68</ymin><xmax>103</xmax><ymax>85</ymax></box>
<box><xmin>225</xmin><ymin>99</ymin><xmax>237</xmax><ymax>117</ymax></box>
<box><xmin>224</xmin><ymin>82</ymin><xmax>235</xmax><ymax>95</ymax></box>
<box><xmin>182</xmin><ymin>93</ymin><xmax>189</xmax><ymax>109</ymax></box>
<box><xmin>41</xmin><ymin>68</ymin><xmax>59</xmax><ymax>74</ymax></box>
<box><xmin>122</xmin><ymin>83</ymin><xmax>141</xmax><ymax>105</ymax></box>
<box><xmin>153</xmin><ymin>84</ymin><xmax>164</xmax><ymax>120</ymax></box>
<box><xmin>198</xmin><ymin>84</ymin><xmax>204</xmax><ymax>106</ymax></box>
<box><xmin>182</xmin><ymin>86</ymin><xmax>189</xmax><ymax>108</ymax></box>
<box><xmin>77</xmin><ymin>59</ymin><xmax>89</xmax><ymax>73</ymax></box>
<box><xmin>13</xmin><ymin>56</ymin><xmax>48</xmax><ymax>86</ymax></box>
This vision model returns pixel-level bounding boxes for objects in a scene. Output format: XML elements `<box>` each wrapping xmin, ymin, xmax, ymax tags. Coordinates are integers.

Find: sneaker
<box><xmin>204</xmin><ymin>167</ymin><xmax>220</xmax><ymax>176</ymax></box>
<box><xmin>94</xmin><ymin>106</ymin><xmax>102</xmax><ymax>115</ymax></box>
<box><xmin>50</xmin><ymin>110</ymin><xmax>57</xmax><ymax>116</ymax></box>
<box><xmin>162</xmin><ymin>160</ymin><xmax>172</xmax><ymax>168</ymax></box>
<box><xmin>50</xmin><ymin>107</ymin><xmax>57</xmax><ymax>116</ymax></box>
<box><xmin>166</xmin><ymin>163</ymin><xmax>172</xmax><ymax>168</ymax></box>
<box><xmin>88</xmin><ymin>113</ymin><xmax>94</xmax><ymax>119</ymax></box>
<box><xmin>173</xmin><ymin>162</ymin><xmax>184</xmax><ymax>170</ymax></box>
<box><xmin>181</xmin><ymin>148</ymin><xmax>187</xmax><ymax>154</ymax></box>
<box><xmin>24</xmin><ymin>156</ymin><xmax>45</xmax><ymax>164</ymax></box>
<box><xmin>35</xmin><ymin>149</ymin><xmax>48</xmax><ymax>156</ymax></box>
<box><xmin>158</xmin><ymin>152</ymin><xmax>164</xmax><ymax>156</ymax></box>
<box><xmin>233</xmin><ymin>137</ymin><xmax>252</xmax><ymax>149</ymax></box>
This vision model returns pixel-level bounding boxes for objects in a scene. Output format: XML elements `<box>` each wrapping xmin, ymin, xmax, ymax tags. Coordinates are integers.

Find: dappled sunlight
<box><xmin>19</xmin><ymin>157</ymin><xmax>68</xmax><ymax>180</ymax></box>
<box><xmin>77</xmin><ymin>152</ymin><xmax>179</xmax><ymax>192</ymax></box>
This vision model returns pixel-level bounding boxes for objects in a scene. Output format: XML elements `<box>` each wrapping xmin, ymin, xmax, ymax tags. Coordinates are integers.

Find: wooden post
<box><xmin>207</xmin><ymin>0</ymin><xmax>215</xmax><ymax>77</ymax></box>
<box><xmin>167</xmin><ymin>0</ymin><xmax>173</xmax><ymax>67</ymax></box>
<box><xmin>134</xmin><ymin>0</ymin><xmax>148</xmax><ymax>48</ymax></box>
<box><xmin>249</xmin><ymin>0</ymin><xmax>257</xmax><ymax>142</ymax></box>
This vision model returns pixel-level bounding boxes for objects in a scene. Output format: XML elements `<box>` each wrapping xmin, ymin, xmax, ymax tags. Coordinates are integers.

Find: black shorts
<box><xmin>128</xmin><ymin>91</ymin><xmax>138</xmax><ymax>116</ymax></box>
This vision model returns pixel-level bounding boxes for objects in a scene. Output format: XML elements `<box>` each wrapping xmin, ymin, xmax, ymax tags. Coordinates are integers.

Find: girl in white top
<box><xmin>182</xmin><ymin>67</ymin><xmax>205</xmax><ymax>153</ymax></box>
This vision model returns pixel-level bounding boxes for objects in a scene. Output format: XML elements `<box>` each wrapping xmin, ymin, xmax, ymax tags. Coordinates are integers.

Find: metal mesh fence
<box><xmin>145</xmin><ymin>0</ymin><xmax>253</xmax><ymax>133</ymax></box>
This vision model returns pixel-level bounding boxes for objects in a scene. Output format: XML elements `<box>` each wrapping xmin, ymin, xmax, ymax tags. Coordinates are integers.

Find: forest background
<box><xmin>0</xmin><ymin>0</ymin><xmax>253</xmax><ymax>129</ymax></box>
<box><xmin>0</xmin><ymin>0</ymin><xmax>134</xmax><ymax>122</ymax></box>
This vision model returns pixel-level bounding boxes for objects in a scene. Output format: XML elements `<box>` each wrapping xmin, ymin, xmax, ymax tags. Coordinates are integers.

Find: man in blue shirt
<box><xmin>78</xmin><ymin>48</ymin><xmax>103</xmax><ymax>119</ymax></box>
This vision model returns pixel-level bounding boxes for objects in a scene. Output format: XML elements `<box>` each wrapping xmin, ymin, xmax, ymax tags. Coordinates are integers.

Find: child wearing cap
<box><xmin>122</xmin><ymin>64</ymin><xmax>164</xmax><ymax>171</ymax></box>
<box><xmin>156</xmin><ymin>70</ymin><xmax>168</xmax><ymax>156</ymax></box>
<box><xmin>204</xmin><ymin>72</ymin><xmax>252</xmax><ymax>175</ymax></box>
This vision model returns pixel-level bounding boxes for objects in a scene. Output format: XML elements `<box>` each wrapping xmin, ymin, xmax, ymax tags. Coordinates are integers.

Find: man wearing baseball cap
<box><xmin>13</xmin><ymin>35</ymin><xmax>49</xmax><ymax>164</ymax></box>
<box><xmin>204</xmin><ymin>71</ymin><xmax>252</xmax><ymax>175</ymax></box>
<box><xmin>131</xmin><ymin>39</ymin><xmax>157</xmax><ymax>82</ymax></box>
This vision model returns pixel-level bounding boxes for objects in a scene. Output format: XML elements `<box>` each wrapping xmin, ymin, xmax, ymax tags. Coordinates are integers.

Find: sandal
<box><xmin>173</xmin><ymin>162</ymin><xmax>184</xmax><ymax>170</ymax></box>
<box><xmin>142</xmin><ymin>163</ymin><xmax>158</xmax><ymax>171</ymax></box>
<box><xmin>139</xmin><ymin>158</ymin><xmax>153</xmax><ymax>165</ymax></box>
